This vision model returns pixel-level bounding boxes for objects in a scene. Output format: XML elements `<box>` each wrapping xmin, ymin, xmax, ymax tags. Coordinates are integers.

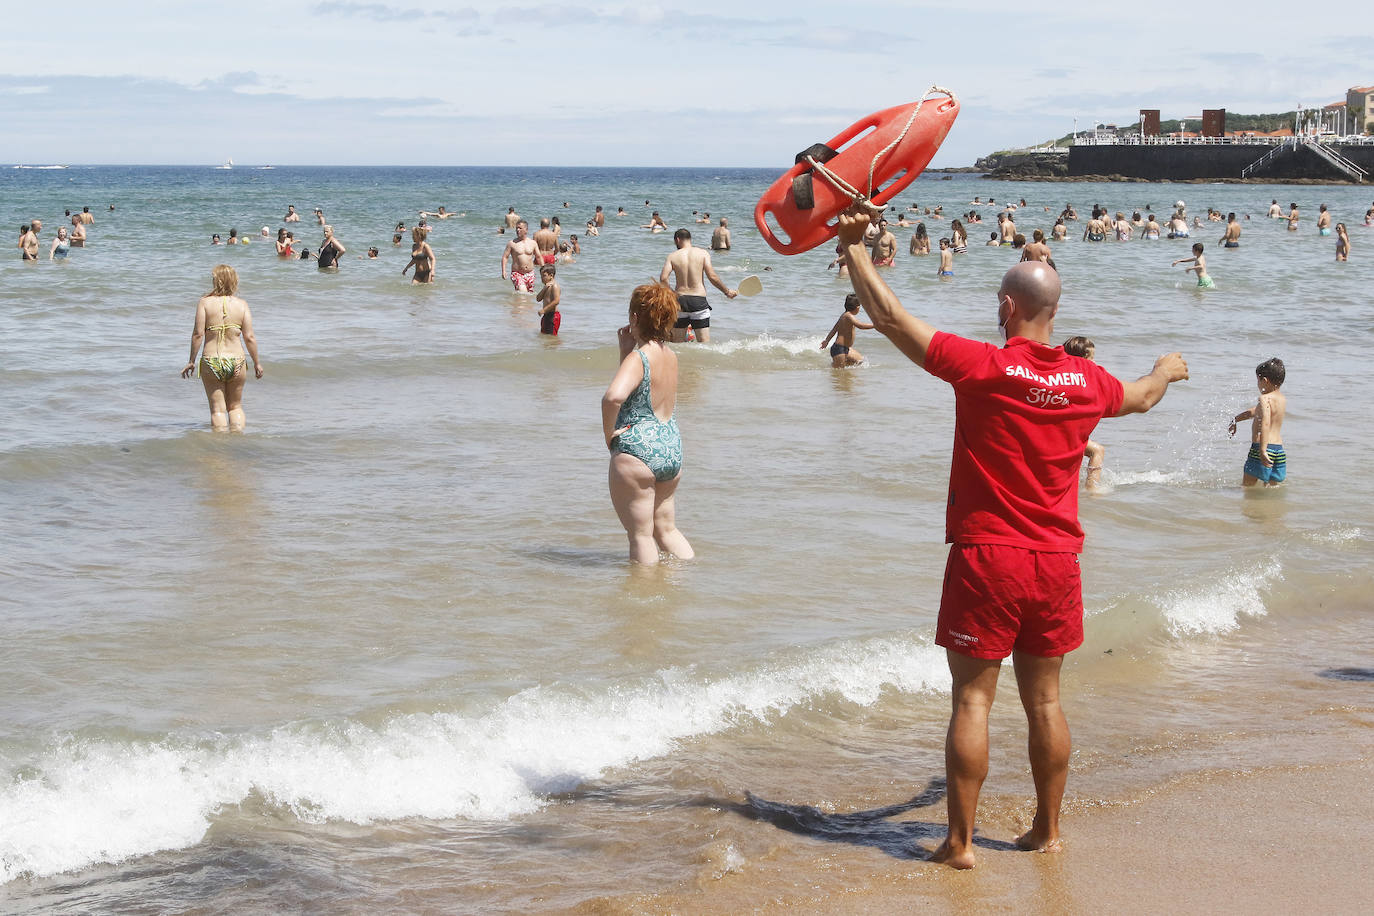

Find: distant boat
<box><xmin>255</xmin><ymin>165</ymin><xmax>274</xmax><ymax>170</ymax></box>
<box><xmin>215</xmin><ymin>158</ymin><xmax>233</xmax><ymax>170</ymax></box>
<box><xmin>13</xmin><ymin>164</ymin><xmax>68</xmax><ymax>170</ymax></box>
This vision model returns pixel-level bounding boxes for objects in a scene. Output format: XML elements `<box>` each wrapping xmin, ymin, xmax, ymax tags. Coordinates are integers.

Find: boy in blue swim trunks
<box><xmin>820</xmin><ymin>293</ymin><xmax>875</xmax><ymax>367</ymax></box>
<box><xmin>1228</xmin><ymin>357</ymin><xmax>1287</xmax><ymax>486</ymax></box>
<box><xmin>937</xmin><ymin>238</ymin><xmax>954</xmax><ymax>277</ymax></box>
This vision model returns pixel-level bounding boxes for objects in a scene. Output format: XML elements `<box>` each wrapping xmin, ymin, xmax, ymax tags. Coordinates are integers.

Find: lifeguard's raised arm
<box><xmin>1115</xmin><ymin>353</ymin><xmax>1189</xmax><ymax>416</ymax></box>
<box><xmin>838</xmin><ymin>204</ymin><xmax>938</xmax><ymax>368</ymax></box>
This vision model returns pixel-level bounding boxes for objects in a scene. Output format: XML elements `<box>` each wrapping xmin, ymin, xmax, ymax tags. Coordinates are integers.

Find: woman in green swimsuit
<box><xmin>181</xmin><ymin>264</ymin><xmax>264</xmax><ymax>431</ymax></box>
<box><xmin>602</xmin><ymin>283</ymin><xmax>694</xmax><ymax>565</ymax></box>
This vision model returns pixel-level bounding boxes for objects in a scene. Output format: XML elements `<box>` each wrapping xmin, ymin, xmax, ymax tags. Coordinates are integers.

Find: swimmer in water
<box><xmin>602</xmin><ymin>283</ymin><xmax>693</xmax><ymax>565</ymax></box>
<box><xmin>1220</xmin><ymin>212</ymin><xmax>1241</xmax><ymax>248</ymax></box>
<box><xmin>1063</xmin><ymin>336</ymin><xmax>1105</xmax><ymax>491</ymax></box>
<box><xmin>1228</xmin><ymin>357</ymin><xmax>1287</xmax><ymax>487</ymax></box>
<box><xmin>937</xmin><ymin>237</ymin><xmax>954</xmax><ymax>277</ymax></box>
<box><xmin>402</xmin><ymin>226</ymin><xmax>435</xmax><ymax>283</ymax></box>
<box><xmin>1335</xmin><ymin>223</ymin><xmax>1349</xmax><ymax>262</ymax></box>
<box><xmin>181</xmin><ymin>264</ymin><xmax>264</xmax><ymax>431</ymax></box>
<box><xmin>820</xmin><ymin>292</ymin><xmax>874</xmax><ymax>368</ymax></box>
<box><xmin>49</xmin><ymin>227</ymin><xmax>70</xmax><ymax>260</ymax></box>
<box><xmin>1172</xmin><ymin>243</ymin><xmax>1213</xmax><ymax>289</ymax></box>
<box><xmin>536</xmin><ymin>264</ymin><xmax>561</xmax><ymax>335</ymax></box>
<box><xmin>909</xmin><ymin>222</ymin><xmax>930</xmax><ymax>255</ymax></box>
<box><xmin>827</xmin><ymin>242</ymin><xmax>850</xmax><ymax>278</ymax></box>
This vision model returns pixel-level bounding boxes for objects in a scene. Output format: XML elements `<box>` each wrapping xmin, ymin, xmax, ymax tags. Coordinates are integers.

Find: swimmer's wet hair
<box><xmin>630</xmin><ymin>283</ymin><xmax>679</xmax><ymax>342</ymax></box>
<box><xmin>540</xmin><ymin>264</ymin><xmax>556</xmax><ymax>276</ymax></box>
<box><xmin>209</xmin><ymin>264</ymin><xmax>239</xmax><ymax>297</ymax></box>
<box><xmin>674</xmin><ymin>228</ymin><xmax>691</xmax><ymax>243</ymax></box>
<box><xmin>1256</xmin><ymin>357</ymin><xmax>1285</xmax><ymax>387</ymax></box>
<box><xmin>844</xmin><ymin>293</ymin><xmax>861</xmax><ymax>311</ymax></box>
<box><xmin>1063</xmin><ymin>336</ymin><xmax>1095</xmax><ymax>358</ymax></box>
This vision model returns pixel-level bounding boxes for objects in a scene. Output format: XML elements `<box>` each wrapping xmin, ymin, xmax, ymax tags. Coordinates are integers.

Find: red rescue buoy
<box><xmin>754</xmin><ymin>88</ymin><xmax>959</xmax><ymax>255</ymax></box>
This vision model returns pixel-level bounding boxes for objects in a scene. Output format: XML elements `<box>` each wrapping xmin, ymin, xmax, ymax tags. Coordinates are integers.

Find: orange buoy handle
<box><xmin>754</xmin><ymin>92</ymin><xmax>959</xmax><ymax>256</ymax></box>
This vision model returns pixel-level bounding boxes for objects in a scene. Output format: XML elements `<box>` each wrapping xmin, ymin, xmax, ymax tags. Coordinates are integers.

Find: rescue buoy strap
<box><xmin>794</xmin><ymin>142</ymin><xmax>839</xmax><ymax>166</ymax></box>
<box><xmin>803</xmin><ymin>85</ymin><xmax>958</xmax><ymax>205</ymax></box>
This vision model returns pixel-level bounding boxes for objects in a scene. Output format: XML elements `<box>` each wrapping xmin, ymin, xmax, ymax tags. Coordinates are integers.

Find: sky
<box><xmin>1</xmin><ymin>1</ymin><xmax>1366</xmax><ymax>167</ymax></box>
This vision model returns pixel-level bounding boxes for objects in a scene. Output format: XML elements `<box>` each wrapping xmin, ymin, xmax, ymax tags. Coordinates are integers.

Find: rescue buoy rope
<box><xmin>803</xmin><ymin>85</ymin><xmax>956</xmax><ymax>214</ymax></box>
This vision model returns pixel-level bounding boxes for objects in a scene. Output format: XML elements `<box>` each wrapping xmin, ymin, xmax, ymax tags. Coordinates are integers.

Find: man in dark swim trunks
<box><xmin>659</xmin><ymin>228</ymin><xmax>737</xmax><ymax>344</ymax></box>
<box><xmin>1220</xmin><ymin>212</ymin><xmax>1241</xmax><ymax>248</ymax></box>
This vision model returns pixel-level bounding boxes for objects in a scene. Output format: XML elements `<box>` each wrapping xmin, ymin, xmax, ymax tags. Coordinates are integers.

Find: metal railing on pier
<box><xmin>1075</xmin><ymin>134</ymin><xmax>1374</xmax><ymax>147</ymax></box>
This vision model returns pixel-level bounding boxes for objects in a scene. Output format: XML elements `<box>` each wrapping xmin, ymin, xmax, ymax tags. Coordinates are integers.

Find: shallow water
<box><xmin>2</xmin><ymin>167</ymin><xmax>1372</xmax><ymax>910</ymax></box>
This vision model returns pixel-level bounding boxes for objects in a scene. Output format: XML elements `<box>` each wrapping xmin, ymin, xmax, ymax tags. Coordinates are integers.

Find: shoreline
<box><xmin>599</xmin><ymin>756</ymin><xmax>1374</xmax><ymax>914</ymax></box>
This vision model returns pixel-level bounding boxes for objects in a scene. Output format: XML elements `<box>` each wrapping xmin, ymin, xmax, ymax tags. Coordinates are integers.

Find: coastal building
<box><xmin>1347</xmin><ymin>85</ymin><xmax>1374</xmax><ymax>134</ymax></box>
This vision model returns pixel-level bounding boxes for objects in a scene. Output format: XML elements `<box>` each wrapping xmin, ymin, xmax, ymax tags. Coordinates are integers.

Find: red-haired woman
<box><xmin>602</xmin><ymin>284</ymin><xmax>694</xmax><ymax>564</ymax></box>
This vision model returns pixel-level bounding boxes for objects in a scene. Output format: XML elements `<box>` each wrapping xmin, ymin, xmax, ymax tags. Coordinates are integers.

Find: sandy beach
<box><xmin>583</xmin><ymin>756</ymin><xmax>1374</xmax><ymax>915</ymax></box>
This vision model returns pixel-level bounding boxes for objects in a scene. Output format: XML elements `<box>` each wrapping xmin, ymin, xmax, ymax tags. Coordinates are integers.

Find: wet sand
<box><xmin>586</xmin><ymin>757</ymin><xmax>1374</xmax><ymax>914</ymax></box>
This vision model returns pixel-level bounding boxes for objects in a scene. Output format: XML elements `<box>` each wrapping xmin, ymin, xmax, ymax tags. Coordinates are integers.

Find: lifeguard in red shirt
<box><xmin>836</xmin><ymin>201</ymin><xmax>1188</xmax><ymax>871</ymax></box>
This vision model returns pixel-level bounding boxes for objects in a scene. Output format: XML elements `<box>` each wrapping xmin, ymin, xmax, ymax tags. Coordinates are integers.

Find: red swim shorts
<box><xmin>936</xmin><ymin>543</ymin><xmax>1083</xmax><ymax>659</ymax></box>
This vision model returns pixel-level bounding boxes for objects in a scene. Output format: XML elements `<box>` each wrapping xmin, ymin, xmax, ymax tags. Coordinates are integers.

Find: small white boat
<box><xmin>215</xmin><ymin>158</ymin><xmax>234</xmax><ymax>170</ymax></box>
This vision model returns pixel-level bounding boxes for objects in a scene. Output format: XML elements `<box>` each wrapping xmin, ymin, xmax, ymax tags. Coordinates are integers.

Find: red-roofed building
<box><xmin>1348</xmin><ymin>85</ymin><xmax>1374</xmax><ymax>134</ymax></box>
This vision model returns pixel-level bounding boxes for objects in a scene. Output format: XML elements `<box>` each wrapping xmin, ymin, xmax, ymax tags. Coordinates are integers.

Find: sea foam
<box><xmin>0</xmin><ymin>635</ymin><xmax>947</xmax><ymax>882</ymax></box>
<box><xmin>699</xmin><ymin>333</ymin><xmax>827</xmax><ymax>358</ymax></box>
<box><xmin>1155</xmin><ymin>559</ymin><xmax>1281</xmax><ymax>637</ymax></box>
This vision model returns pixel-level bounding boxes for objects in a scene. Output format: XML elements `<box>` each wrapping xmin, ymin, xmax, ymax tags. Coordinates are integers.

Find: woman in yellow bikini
<box><xmin>181</xmin><ymin>264</ymin><xmax>264</xmax><ymax>431</ymax></box>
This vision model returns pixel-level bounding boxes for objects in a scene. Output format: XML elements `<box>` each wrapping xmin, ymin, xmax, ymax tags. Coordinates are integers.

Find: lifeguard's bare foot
<box><xmin>1015</xmin><ymin>827</ymin><xmax>1063</xmax><ymax>853</ymax></box>
<box><xmin>929</xmin><ymin>839</ymin><xmax>976</xmax><ymax>869</ymax></box>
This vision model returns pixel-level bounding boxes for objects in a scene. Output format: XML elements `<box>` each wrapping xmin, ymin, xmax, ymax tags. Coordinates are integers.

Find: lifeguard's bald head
<box><xmin>998</xmin><ymin>261</ymin><xmax>1060</xmax><ymax>325</ymax></box>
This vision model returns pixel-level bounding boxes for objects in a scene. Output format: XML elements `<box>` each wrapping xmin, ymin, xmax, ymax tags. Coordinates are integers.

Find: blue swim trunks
<box><xmin>1244</xmin><ymin>444</ymin><xmax>1286</xmax><ymax>483</ymax></box>
<box><xmin>939</xmin><ymin>270</ymin><xmax>954</xmax><ymax>276</ymax></box>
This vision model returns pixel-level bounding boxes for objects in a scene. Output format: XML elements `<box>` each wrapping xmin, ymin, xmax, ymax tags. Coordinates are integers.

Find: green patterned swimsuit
<box><xmin>612</xmin><ymin>349</ymin><xmax>682</xmax><ymax>482</ymax></box>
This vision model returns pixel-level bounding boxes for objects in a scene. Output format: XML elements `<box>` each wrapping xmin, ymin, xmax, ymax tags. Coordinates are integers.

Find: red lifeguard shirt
<box><xmin>923</xmin><ymin>332</ymin><xmax>1124</xmax><ymax>553</ymax></box>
